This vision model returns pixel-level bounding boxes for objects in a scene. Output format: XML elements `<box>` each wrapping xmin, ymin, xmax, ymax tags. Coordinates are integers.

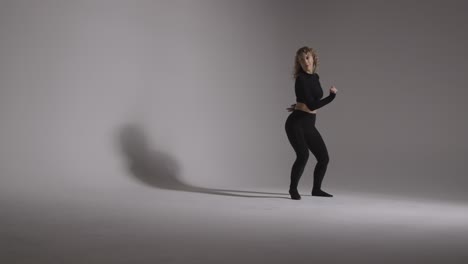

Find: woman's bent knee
<box><xmin>296</xmin><ymin>151</ymin><xmax>309</xmax><ymax>163</ymax></box>
<box><xmin>318</xmin><ymin>155</ymin><xmax>329</xmax><ymax>164</ymax></box>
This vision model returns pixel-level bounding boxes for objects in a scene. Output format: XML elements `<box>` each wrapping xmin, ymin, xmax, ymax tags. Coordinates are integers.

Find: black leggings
<box><xmin>285</xmin><ymin>110</ymin><xmax>330</xmax><ymax>191</ymax></box>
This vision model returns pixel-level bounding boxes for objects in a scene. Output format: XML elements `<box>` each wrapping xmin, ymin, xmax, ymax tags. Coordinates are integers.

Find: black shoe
<box><xmin>289</xmin><ymin>189</ymin><xmax>301</xmax><ymax>200</ymax></box>
<box><xmin>311</xmin><ymin>189</ymin><xmax>333</xmax><ymax>197</ymax></box>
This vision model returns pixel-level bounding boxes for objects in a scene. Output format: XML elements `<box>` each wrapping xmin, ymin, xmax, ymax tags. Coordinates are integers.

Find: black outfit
<box><xmin>285</xmin><ymin>70</ymin><xmax>336</xmax><ymax>199</ymax></box>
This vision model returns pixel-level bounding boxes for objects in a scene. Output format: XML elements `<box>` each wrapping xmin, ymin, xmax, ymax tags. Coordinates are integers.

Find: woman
<box><xmin>285</xmin><ymin>46</ymin><xmax>338</xmax><ymax>200</ymax></box>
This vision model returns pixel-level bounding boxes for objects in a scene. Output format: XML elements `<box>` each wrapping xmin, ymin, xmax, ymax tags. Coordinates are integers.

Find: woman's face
<box><xmin>298</xmin><ymin>52</ymin><xmax>314</xmax><ymax>72</ymax></box>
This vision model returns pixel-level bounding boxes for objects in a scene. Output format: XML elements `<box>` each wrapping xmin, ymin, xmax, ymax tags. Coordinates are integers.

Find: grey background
<box><xmin>2</xmin><ymin>0</ymin><xmax>468</xmax><ymax>263</ymax></box>
<box><xmin>2</xmin><ymin>0</ymin><xmax>467</xmax><ymax>203</ymax></box>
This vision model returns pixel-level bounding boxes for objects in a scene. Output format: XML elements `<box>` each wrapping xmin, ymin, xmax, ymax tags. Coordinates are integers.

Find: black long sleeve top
<box><xmin>295</xmin><ymin>70</ymin><xmax>336</xmax><ymax>111</ymax></box>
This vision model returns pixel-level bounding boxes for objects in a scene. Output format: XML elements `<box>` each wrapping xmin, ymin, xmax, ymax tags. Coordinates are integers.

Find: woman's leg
<box><xmin>285</xmin><ymin>114</ymin><xmax>309</xmax><ymax>197</ymax></box>
<box><xmin>304</xmin><ymin>125</ymin><xmax>333</xmax><ymax>197</ymax></box>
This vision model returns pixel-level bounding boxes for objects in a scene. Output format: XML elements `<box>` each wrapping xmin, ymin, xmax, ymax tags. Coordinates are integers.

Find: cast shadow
<box><xmin>117</xmin><ymin>123</ymin><xmax>290</xmax><ymax>199</ymax></box>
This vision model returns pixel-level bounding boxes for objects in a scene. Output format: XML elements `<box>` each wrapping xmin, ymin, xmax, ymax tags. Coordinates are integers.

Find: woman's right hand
<box><xmin>330</xmin><ymin>86</ymin><xmax>338</xmax><ymax>94</ymax></box>
<box><xmin>286</xmin><ymin>103</ymin><xmax>296</xmax><ymax>112</ymax></box>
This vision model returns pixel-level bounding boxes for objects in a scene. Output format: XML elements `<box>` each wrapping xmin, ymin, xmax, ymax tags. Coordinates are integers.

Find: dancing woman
<box><xmin>285</xmin><ymin>46</ymin><xmax>338</xmax><ymax>200</ymax></box>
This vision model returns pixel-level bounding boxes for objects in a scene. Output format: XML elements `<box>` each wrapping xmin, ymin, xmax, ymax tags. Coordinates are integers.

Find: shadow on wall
<box><xmin>117</xmin><ymin>123</ymin><xmax>289</xmax><ymax>199</ymax></box>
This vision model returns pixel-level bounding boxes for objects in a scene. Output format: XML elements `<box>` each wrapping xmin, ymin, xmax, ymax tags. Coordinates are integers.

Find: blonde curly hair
<box><xmin>292</xmin><ymin>46</ymin><xmax>319</xmax><ymax>79</ymax></box>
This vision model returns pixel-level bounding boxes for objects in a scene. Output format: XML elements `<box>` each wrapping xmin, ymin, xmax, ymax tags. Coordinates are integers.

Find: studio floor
<box><xmin>2</xmin><ymin>186</ymin><xmax>468</xmax><ymax>264</ymax></box>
